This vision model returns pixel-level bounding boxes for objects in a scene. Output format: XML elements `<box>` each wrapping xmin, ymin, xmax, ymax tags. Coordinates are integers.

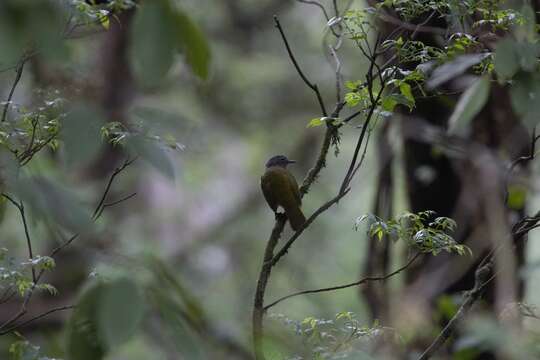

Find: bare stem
<box><xmin>265</xmin><ymin>252</ymin><xmax>421</xmax><ymax>311</ymax></box>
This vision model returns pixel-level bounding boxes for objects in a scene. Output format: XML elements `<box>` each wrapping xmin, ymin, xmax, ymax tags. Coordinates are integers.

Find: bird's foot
<box><xmin>274</xmin><ymin>212</ymin><xmax>286</xmax><ymax>221</ymax></box>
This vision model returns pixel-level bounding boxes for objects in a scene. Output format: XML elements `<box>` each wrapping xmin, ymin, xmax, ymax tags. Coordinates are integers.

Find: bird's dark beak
<box><xmin>287</xmin><ymin>159</ymin><xmax>296</xmax><ymax>164</ymax></box>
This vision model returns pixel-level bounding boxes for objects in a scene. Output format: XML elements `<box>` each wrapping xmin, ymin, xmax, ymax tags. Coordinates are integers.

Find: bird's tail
<box><xmin>285</xmin><ymin>205</ymin><xmax>306</xmax><ymax>231</ymax></box>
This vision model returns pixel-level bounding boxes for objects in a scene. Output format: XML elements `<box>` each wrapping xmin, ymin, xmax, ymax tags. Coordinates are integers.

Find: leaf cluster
<box><xmin>356</xmin><ymin>211</ymin><xmax>470</xmax><ymax>256</ymax></box>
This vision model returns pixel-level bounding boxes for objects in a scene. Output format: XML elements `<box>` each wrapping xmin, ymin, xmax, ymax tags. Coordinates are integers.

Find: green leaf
<box><xmin>98</xmin><ymin>278</ymin><xmax>144</xmax><ymax>348</ymax></box>
<box><xmin>517</xmin><ymin>42</ymin><xmax>539</xmax><ymax>72</ymax></box>
<box><xmin>131</xmin><ymin>1</ymin><xmax>177</xmax><ymax>86</ymax></box>
<box><xmin>507</xmin><ymin>184</ymin><xmax>527</xmax><ymax>210</ymax></box>
<box><xmin>66</xmin><ymin>282</ymin><xmax>106</xmax><ymax>360</ymax></box>
<box><xmin>399</xmin><ymin>82</ymin><xmax>414</xmax><ymax>104</ymax></box>
<box><xmin>127</xmin><ymin>135</ymin><xmax>175</xmax><ymax>179</ymax></box>
<box><xmin>448</xmin><ymin>76</ymin><xmax>490</xmax><ymax>136</ymax></box>
<box><xmin>62</xmin><ymin>103</ymin><xmax>105</xmax><ymax>167</ymax></box>
<box><xmin>307</xmin><ymin>117</ymin><xmax>324</xmax><ymax>128</ymax></box>
<box><xmin>345</xmin><ymin>92</ymin><xmax>362</xmax><ymax>107</ymax></box>
<box><xmin>381</xmin><ymin>96</ymin><xmax>398</xmax><ymax>112</ymax></box>
<box><xmin>510</xmin><ymin>73</ymin><xmax>540</xmax><ymax>131</ymax></box>
<box><xmin>382</xmin><ymin>93</ymin><xmax>413</xmax><ymax>111</ymax></box>
<box><xmin>13</xmin><ymin>176</ymin><xmax>93</xmax><ymax>233</ymax></box>
<box><xmin>494</xmin><ymin>38</ymin><xmax>520</xmax><ymax>79</ymax></box>
<box><xmin>173</xmin><ymin>9</ymin><xmax>211</xmax><ymax>80</ymax></box>
<box><xmin>427</xmin><ymin>53</ymin><xmax>490</xmax><ymax>89</ymax></box>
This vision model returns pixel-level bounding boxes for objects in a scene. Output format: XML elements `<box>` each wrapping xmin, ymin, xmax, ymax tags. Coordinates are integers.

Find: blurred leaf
<box><xmin>131</xmin><ymin>106</ymin><xmax>189</xmax><ymax>132</ymax></box>
<box><xmin>149</xmin><ymin>286</ymin><xmax>205</xmax><ymax>359</ymax></box>
<box><xmin>510</xmin><ymin>73</ymin><xmax>540</xmax><ymax>131</ymax></box>
<box><xmin>62</xmin><ymin>103</ymin><xmax>105</xmax><ymax>167</ymax></box>
<box><xmin>13</xmin><ymin>176</ymin><xmax>93</xmax><ymax>233</ymax></box>
<box><xmin>97</xmin><ymin>277</ymin><xmax>144</xmax><ymax>348</ymax></box>
<box><xmin>0</xmin><ymin>0</ymin><xmax>67</xmax><ymax>66</ymax></box>
<box><xmin>307</xmin><ymin>117</ymin><xmax>324</xmax><ymax>128</ymax></box>
<box><xmin>517</xmin><ymin>42</ymin><xmax>540</xmax><ymax>72</ymax></box>
<box><xmin>382</xmin><ymin>93</ymin><xmax>413</xmax><ymax>111</ymax></box>
<box><xmin>131</xmin><ymin>1</ymin><xmax>177</xmax><ymax>86</ymax></box>
<box><xmin>494</xmin><ymin>38</ymin><xmax>520</xmax><ymax>79</ymax></box>
<box><xmin>127</xmin><ymin>135</ymin><xmax>175</xmax><ymax>179</ymax></box>
<box><xmin>507</xmin><ymin>184</ymin><xmax>527</xmax><ymax>210</ymax></box>
<box><xmin>436</xmin><ymin>295</ymin><xmax>458</xmax><ymax>319</ymax></box>
<box><xmin>147</xmin><ymin>256</ymin><xmax>205</xmax><ymax>323</ymax></box>
<box><xmin>427</xmin><ymin>53</ymin><xmax>490</xmax><ymax>89</ymax></box>
<box><xmin>66</xmin><ymin>282</ymin><xmax>106</xmax><ymax>360</ymax></box>
<box><xmin>399</xmin><ymin>82</ymin><xmax>414</xmax><ymax>104</ymax></box>
<box><xmin>448</xmin><ymin>76</ymin><xmax>490</xmax><ymax>136</ymax></box>
<box><xmin>25</xmin><ymin>1</ymin><xmax>68</xmax><ymax>63</ymax></box>
<box><xmin>174</xmin><ymin>9</ymin><xmax>211</xmax><ymax>80</ymax></box>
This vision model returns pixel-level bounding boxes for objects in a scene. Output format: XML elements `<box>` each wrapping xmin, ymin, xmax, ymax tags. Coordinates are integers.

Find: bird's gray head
<box><xmin>265</xmin><ymin>155</ymin><xmax>296</xmax><ymax>168</ymax></box>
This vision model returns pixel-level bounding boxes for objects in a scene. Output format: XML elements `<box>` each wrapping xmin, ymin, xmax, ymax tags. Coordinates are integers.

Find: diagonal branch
<box><xmin>265</xmin><ymin>252</ymin><xmax>421</xmax><ymax>311</ymax></box>
<box><xmin>0</xmin><ymin>158</ymin><xmax>136</xmax><ymax>335</ymax></box>
<box><xmin>418</xmin><ymin>261</ymin><xmax>492</xmax><ymax>360</ymax></box>
<box><xmin>1</xmin><ymin>59</ymin><xmax>25</xmax><ymax>123</ymax></box>
<box><xmin>2</xmin><ymin>195</ymin><xmax>36</xmax><ymax>283</ymax></box>
<box><xmin>271</xmin><ymin>188</ymin><xmax>350</xmax><ymax>267</ymax></box>
<box><xmin>0</xmin><ymin>305</ymin><xmax>75</xmax><ymax>335</ymax></box>
<box><xmin>274</xmin><ymin>15</ymin><xmax>328</xmax><ymax>117</ymax></box>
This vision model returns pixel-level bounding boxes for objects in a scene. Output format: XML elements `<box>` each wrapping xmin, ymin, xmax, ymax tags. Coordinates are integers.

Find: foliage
<box><xmin>66</xmin><ymin>278</ymin><xmax>144</xmax><ymax>360</ymax></box>
<box><xmin>323</xmin><ymin>1</ymin><xmax>540</xmax><ymax>137</ymax></box>
<box><xmin>0</xmin><ymin>0</ymin><xmax>211</xmax><ymax>358</ymax></box>
<box><xmin>0</xmin><ymin>248</ymin><xmax>57</xmax><ymax>298</ymax></box>
<box><xmin>9</xmin><ymin>337</ymin><xmax>58</xmax><ymax>360</ymax></box>
<box><xmin>356</xmin><ymin>211</ymin><xmax>469</xmax><ymax>256</ymax></box>
<box><xmin>271</xmin><ymin>312</ymin><xmax>388</xmax><ymax>360</ymax></box>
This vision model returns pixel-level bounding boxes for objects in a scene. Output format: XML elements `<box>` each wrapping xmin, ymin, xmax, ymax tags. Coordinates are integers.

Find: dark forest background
<box><xmin>0</xmin><ymin>1</ymin><xmax>539</xmax><ymax>359</ymax></box>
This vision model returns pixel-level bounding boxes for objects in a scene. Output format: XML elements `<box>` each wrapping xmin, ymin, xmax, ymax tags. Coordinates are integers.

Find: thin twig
<box><xmin>271</xmin><ymin>188</ymin><xmax>350</xmax><ymax>267</ymax></box>
<box><xmin>103</xmin><ymin>192</ymin><xmax>137</xmax><ymax>209</ymax></box>
<box><xmin>378</xmin><ymin>11</ymin><xmax>446</xmax><ymax>36</ymax></box>
<box><xmin>418</xmin><ymin>261</ymin><xmax>493</xmax><ymax>360</ymax></box>
<box><xmin>0</xmin><ymin>305</ymin><xmax>75</xmax><ymax>335</ymax></box>
<box><xmin>2</xmin><ymin>195</ymin><xmax>36</xmax><ymax>283</ymax></box>
<box><xmin>1</xmin><ymin>60</ymin><xmax>25</xmax><ymax>123</ymax></box>
<box><xmin>418</xmin><ymin>206</ymin><xmax>540</xmax><ymax>358</ymax></box>
<box><xmin>504</xmin><ymin>128</ymin><xmax>539</xmax><ymax>204</ymax></box>
<box><xmin>0</xmin><ymin>158</ymin><xmax>136</xmax><ymax>335</ymax></box>
<box><xmin>92</xmin><ymin>157</ymin><xmax>137</xmax><ymax>219</ymax></box>
<box><xmin>274</xmin><ymin>15</ymin><xmax>328</xmax><ymax>117</ymax></box>
<box><xmin>265</xmin><ymin>252</ymin><xmax>421</xmax><ymax>311</ymax></box>
<box><xmin>329</xmin><ymin>44</ymin><xmax>343</xmax><ymax>104</ymax></box>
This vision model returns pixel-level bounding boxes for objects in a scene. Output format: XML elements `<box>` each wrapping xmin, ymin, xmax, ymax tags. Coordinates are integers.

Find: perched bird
<box><xmin>261</xmin><ymin>155</ymin><xmax>306</xmax><ymax>231</ymax></box>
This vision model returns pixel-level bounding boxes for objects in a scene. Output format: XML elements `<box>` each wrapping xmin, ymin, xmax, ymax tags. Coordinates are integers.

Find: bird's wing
<box><xmin>286</xmin><ymin>171</ymin><xmax>302</xmax><ymax>205</ymax></box>
<box><xmin>261</xmin><ymin>174</ymin><xmax>278</xmax><ymax>212</ymax></box>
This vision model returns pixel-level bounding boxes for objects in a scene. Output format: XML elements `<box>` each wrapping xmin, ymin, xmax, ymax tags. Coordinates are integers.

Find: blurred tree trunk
<box><xmin>363</xmin><ymin>3</ymin><xmax>531</xmax><ymax>356</ymax></box>
<box><xmin>360</xmin><ymin>121</ymin><xmax>393</xmax><ymax>322</ymax></box>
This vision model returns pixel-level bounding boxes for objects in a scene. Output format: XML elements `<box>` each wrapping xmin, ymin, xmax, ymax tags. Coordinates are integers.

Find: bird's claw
<box><xmin>274</xmin><ymin>212</ymin><xmax>286</xmax><ymax>221</ymax></box>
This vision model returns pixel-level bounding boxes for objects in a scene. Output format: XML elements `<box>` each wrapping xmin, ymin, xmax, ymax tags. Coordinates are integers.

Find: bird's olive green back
<box><xmin>261</xmin><ymin>166</ymin><xmax>301</xmax><ymax>210</ymax></box>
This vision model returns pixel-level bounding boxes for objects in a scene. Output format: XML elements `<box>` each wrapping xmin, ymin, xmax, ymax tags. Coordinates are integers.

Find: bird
<box><xmin>260</xmin><ymin>155</ymin><xmax>306</xmax><ymax>231</ymax></box>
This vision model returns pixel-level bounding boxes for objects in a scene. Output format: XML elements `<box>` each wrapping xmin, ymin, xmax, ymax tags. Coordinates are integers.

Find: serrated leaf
<box><xmin>448</xmin><ymin>76</ymin><xmax>490</xmax><ymax>136</ymax></box>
